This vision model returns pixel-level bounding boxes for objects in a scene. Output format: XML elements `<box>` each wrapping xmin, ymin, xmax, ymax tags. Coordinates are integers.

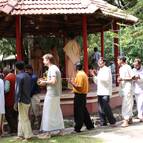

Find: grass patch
<box><xmin>0</xmin><ymin>134</ymin><xmax>102</xmax><ymax>143</ymax></box>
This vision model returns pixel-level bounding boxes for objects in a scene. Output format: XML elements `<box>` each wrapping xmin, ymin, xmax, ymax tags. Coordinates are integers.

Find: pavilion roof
<box><xmin>0</xmin><ymin>0</ymin><xmax>138</xmax><ymax>23</ymax></box>
<box><xmin>0</xmin><ymin>0</ymin><xmax>138</xmax><ymax>37</ymax></box>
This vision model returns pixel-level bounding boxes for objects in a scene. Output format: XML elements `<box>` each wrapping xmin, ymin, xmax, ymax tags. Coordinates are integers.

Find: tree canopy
<box><xmin>105</xmin><ymin>0</ymin><xmax>143</xmax><ymax>62</ymax></box>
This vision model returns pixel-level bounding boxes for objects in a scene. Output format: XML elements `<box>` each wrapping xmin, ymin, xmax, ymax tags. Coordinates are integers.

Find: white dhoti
<box><xmin>121</xmin><ymin>82</ymin><xmax>133</xmax><ymax>120</ymax></box>
<box><xmin>135</xmin><ymin>93</ymin><xmax>143</xmax><ymax>119</ymax></box>
<box><xmin>18</xmin><ymin>103</ymin><xmax>33</xmax><ymax>138</ymax></box>
<box><xmin>40</xmin><ymin>95</ymin><xmax>64</xmax><ymax>132</ymax></box>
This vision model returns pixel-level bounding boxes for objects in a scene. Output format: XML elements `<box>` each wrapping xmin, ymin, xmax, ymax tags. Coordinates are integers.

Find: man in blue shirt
<box><xmin>14</xmin><ymin>61</ymin><xmax>33</xmax><ymax>141</ymax></box>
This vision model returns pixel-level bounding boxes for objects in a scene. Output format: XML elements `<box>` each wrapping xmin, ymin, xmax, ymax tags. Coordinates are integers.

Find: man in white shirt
<box><xmin>133</xmin><ymin>58</ymin><xmax>143</xmax><ymax>121</ymax></box>
<box><xmin>118</xmin><ymin>56</ymin><xmax>135</xmax><ymax>127</ymax></box>
<box><xmin>90</xmin><ymin>58</ymin><xmax>116</xmax><ymax>126</ymax></box>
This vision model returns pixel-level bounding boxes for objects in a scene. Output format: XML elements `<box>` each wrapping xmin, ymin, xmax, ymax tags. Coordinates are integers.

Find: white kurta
<box><xmin>40</xmin><ymin>65</ymin><xmax>64</xmax><ymax>132</ymax></box>
<box><xmin>133</xmin><ymin>67</ymin><xmax>143</xmax><ymax>94</ymax></box>
<box><xmin>119</xmin><ymin>64</ymin><xmax>135</xmax><ymax>96</ymax></box>
<box><xmin>133</xmin><ymin>67</ymin><xmax>143</xmax><ymax>119</ymax></box>
<box><xmin>93</xmin><ymin>66</ymin><xmax>112</xmax><ymax>96</ymax></box>
<box><xmin>0</xmin><ymin>79</ymin><xmax>5</xmax><ymax>114</ymax></box>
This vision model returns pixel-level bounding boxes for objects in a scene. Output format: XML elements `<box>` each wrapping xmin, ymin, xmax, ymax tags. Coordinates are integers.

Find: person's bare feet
<box><xmin>128</xmin><ymin>118</ymin><xmax>133</xmax><ymax>124</ymax></box>
<box><xmin>110</xmin><ymin>123</ymin><xmax>117</xmax><ymax>127</ymax></box>
<box><xmin>22</xmin><ymin>137</ymin><xmax>33</xmax><ymax>142</ymax></box>
<box><xmin>38</xmin><ymin>133</ymin><xmax>51</xmax><ymax>139</ymax></box>
<box><xmin>14</xmin><ymin>136</ymin><xmax>24</xmax><ymax>140</ymax></box>
<box><xmin>121</xmin><ymin>120</ymin><xmax>129</xmax><ymax>127</ymax></box>
<box><xmin>58</xmin><ymin>130</ymin><xmax>64</xmax><ymax>136</ymax></box>
<box><xmin>139</xmin><ymin>118</ymin><xmax>143</xmax><ymax>122</ymax></box>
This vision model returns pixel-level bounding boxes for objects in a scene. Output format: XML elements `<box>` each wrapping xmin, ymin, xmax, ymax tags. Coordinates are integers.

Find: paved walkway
<box><xmin>76</xmin><ymin>119</ymin><xmax>143</xmax><ymax>143</ymax></box>
<box><xmin>1</xmin><ymin>120</ymin><xmax>143</xmax><ymax>143</ymax></box>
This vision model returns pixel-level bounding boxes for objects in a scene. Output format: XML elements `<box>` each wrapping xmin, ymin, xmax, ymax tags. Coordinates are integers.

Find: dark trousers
<box><xmin>98</xmin><ymin>96</ymin><xmax>116</xmax><ymax>125</ymax></box>
<box><xmin>74</xmin><ymin>93</ymin><xmax>94</xmax><ymax>132</ymax></box>
<box><xmin>5</xmin><ymin>106</ymin><xmax>18</xmax><ymax>133</ymax></box>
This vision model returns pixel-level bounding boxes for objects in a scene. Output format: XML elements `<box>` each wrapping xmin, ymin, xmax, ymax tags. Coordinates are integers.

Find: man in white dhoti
<box><xmin>0</xmin><ymin>74</ymin><xmax>5</xmax><ymax>136</ymax></box>
<box><xmin>39</xmin><ymin>54</ymin><xmax>64</xmax><ymax>138</ymax></box>
<box><xmin>133</xmin><ymin>58</ymin><xmax>143</xmax><ymax>121</ymax></box>
<box><xmin>118</xmin><ymin>56</ymin><xmax>135</xmax><ymax>127</ymax></box>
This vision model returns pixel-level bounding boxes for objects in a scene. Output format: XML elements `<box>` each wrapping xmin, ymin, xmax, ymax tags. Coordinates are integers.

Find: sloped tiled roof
<box><xmin>91</xmin><ymin>0</ymin><xmax>138</xmax><ymax>23</ymax></box>
<box><xmin>0</xmin><ymin>0</ymin><xmax>98</xmax><ymax>15</ymax></box>
<box><xmin>0</xmin><ymin>0</ymin><xmax>138</xmax><ymax>23</ymax></box>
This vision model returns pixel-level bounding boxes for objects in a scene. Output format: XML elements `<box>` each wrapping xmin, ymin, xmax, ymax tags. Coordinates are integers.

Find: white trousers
<box><xmin>0</xmin><ymin>114</ymin><xmax>3</xmax><ymax>125</ymax></box>
<box><xmin>122</xmin><ymin>92</ymin><xmax>133</xmax><ymax>120</ymax></box>
<box><xmin>0</xmin><ymin>114</ymin><xmax>4</xmax><ymax>134</ymax></box>
<box><xmin>18</xmin><ymin>103</ymin><xmax>33</xmax><ymax>138</ymax></box>
<box><xmin>30</xmin><ymin>94</ymin><xmax>41</xmax><ymax>117</ymax></box>
<box><xmin>135</xmin><ymin>93</ymin><xmax>143</xmax><ymax>119</ymax></box>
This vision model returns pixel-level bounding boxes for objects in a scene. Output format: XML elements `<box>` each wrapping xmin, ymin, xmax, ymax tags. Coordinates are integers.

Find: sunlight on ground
<box><xmin>92</xmin><ymin>132</ymin><xmax>131</xmax><ymax>143</ymax></box>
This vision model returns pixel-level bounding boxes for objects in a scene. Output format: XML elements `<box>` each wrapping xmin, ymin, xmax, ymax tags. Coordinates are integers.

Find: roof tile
<box><xmin>0</xmin><ymin>0</ymin><xmax>138</xmax><ymax>23</ymax></box>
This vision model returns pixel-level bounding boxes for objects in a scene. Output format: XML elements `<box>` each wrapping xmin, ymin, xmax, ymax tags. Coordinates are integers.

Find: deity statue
<box><xmin>30</xmin><ymin>42</ymin><xmax>43</xmax><ymax>77</ymax></box>
<box><xmin>63</xmin><ymin>33</ymin><xmax>81</xmax><ymax>87</ymax></box>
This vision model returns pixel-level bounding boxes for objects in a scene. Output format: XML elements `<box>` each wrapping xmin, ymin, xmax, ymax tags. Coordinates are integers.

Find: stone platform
<box><xmin>39</xmin><ymin>86</ymin><xmax>122</xmax><ymax>117</ymax></box>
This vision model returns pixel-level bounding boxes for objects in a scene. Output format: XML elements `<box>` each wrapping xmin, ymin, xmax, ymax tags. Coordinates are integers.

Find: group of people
<box><xmin>117</xmin><ymin>56</ymin><xmax>143</xmax><ymax>127</ymax></box>
<box><xmin>90</xmin><ymin>56</ymin><xmax>143</xmax><ymax>128</ymax></box>
<box><xmin>0</xmin><ymin>52</ymin><xmax>143</xmax><ymax>141</ymax></box>
<box><xmin>0</xmin><ymin>68</ymin><xmax>18</xmax><ymax>136</ymax></box>
<box><xmin>0</xmin><ymin>53</ymin><xmax>65</xmax><ymax>141</ymax></box>
<box><xmin>0</xmin><ymin>62</ymin><xmax>41</xmax><ymax>140</ymax></box>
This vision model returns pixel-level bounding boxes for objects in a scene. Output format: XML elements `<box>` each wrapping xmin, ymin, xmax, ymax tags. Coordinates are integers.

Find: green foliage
<box><xmin>119</xmin><ymin>0</ymin><xmax>143</xmax><ymax>63</ymax></box>
<box><xmin>104</xmin><ymin>0</ymin><xmax>138</xmax><ymax>9</ymax></box>
<box><xmin>129</xmin><ymin>1</ymin><xmax>143</xmax><ymax>20</ymax></box>
<box><xmin>87</xmin><ymin>34</ymin><xmax>100</xmax><ymax>66</ymax></box>
<box><xmin>0</xmin><ymin>38</ymin><xmax>16</xmax><ymax>56</ymax></box>
<box><xmin>87</xmin><ymin>0</ymin><xmax>143</xmax><ymax>65</ymax></box>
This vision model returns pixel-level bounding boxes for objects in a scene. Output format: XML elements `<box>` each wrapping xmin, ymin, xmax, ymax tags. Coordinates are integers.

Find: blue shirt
<box><xmin>31</xmin><ymin>73</ymin><xmax>40</xmax><ymax>96</ymax></box>
<box><xmin>15</xmin><ymin>71</ymin><xmax>32</xmax><ymax>104</ymax></box>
